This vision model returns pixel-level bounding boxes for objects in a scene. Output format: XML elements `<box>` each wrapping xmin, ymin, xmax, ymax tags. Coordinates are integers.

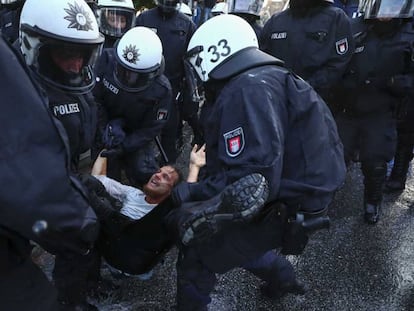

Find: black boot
<box><xmin>385</xmin><ymin>133</ymin><xmax>414</xmax><ymax>192</ymax></box>
<box><xmin>260</xmin><ymin>279</ymin><xmax>307</xmax><ymax>299</ymax></box>
<box><xmin>171</xmin><ymin>173</ymin><xmax>269</xmax><ymax>246</ymax></box>
<box><xmin>361</xmin><ymin>161</ymin><xmax>387</xmax><ymax>224</ymax></box>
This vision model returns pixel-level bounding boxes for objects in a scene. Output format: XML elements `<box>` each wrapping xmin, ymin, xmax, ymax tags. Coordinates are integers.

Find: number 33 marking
<box><xmin>208</xmin><ymin>39</ymin><xmax>231</xmax><ymax>63</ymax></box>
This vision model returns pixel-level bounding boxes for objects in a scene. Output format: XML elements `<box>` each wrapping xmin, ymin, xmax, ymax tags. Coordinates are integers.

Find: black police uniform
<box><xmin>135</xmin><ymin>8</ymin><xmax>196</xmax><ymax>163</ymax></box>
<box><xmin>385</xmin><ymin>18</ymin><xmax>414</xmax><ymax>192</ymax></box>
<box><xmin>0</xmin><ymin>35</ymin><xmax>98</xmax><ymax>311</ymax></box>
<box><xmin>47</xmin><ymin>86</ymin><xmax>97</xmax><ymax>170</ymax></box>
<box><xmin>333</xmin><ymin>17</ymin><xmax>414</xmax><ymax>222</ymax></box>
<box><xmin>169</xmin><ymin>50</ymin><xmax>346</xmax><ymax>310</ymax></box>
<box><xmin>259</xmin><ymin>1</ymin><xmax>354</xmax><ymax>102</ymax></box>
<box><xmin>93</xmin><ymin>48</ymin><xmax>172</xmax><ymax>185</ymax></box>
<box><xmin>39</xmin><ymin>84</ymin><xmax>102</xmax><ymax>308</ymax></box>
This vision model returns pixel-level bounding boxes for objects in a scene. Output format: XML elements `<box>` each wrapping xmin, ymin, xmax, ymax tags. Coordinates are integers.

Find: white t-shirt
<box><xmin>94</xmin><ymin>175</ymin><xmax>157</xmax><ymax>220</ymax></box>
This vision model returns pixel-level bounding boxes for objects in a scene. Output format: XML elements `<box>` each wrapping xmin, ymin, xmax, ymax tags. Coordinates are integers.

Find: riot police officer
<box><xmin>259</xmin><ymin>0</ymin><xmax>355</xmax><ymax>103</ymax></box>
<box><xmin>383</xmin><ymin>2</ymin><xmax>414</xmax><ymax>194</ymax></box>
<box><xmin>0</xmin><ymin>0</ymin><xmax>24</xmax><ymax>43</ymax></box>
<box><xmin>385</xmin><ymin>102</ymin><xmax>414</xmax><ymax>193</ymax></box>
<box><xmin>93</xmin><ymin>26</ymin><xmax>172</xmax><ymax>186</ymax></box>
<box><xmin>0</xmin><ymin>32</ymin><xmax>99</xmax><ymax>311</ymax></box>
<box><xmin>96</xmin><ymin>0</ymin><xmax>136</xmax><ymax>48</ymax></box>
<box><xmin>333</xmin><ymin>0</ymin><xmax>414</xmax><ymax>223</ymax></box>
<box><xmin>166</xmin><ymin>14</ymin><xmax>346</xmax><ymax>310</ymax></box>
<box><xmin>135</xmin><ymin>0</ymin><xmax>197</xmax><ymax>164</ymax></box>
<box><xmin>19</xmin><ymin>0</ymin><xmax>105</xmax><ymax>309</ymax></box>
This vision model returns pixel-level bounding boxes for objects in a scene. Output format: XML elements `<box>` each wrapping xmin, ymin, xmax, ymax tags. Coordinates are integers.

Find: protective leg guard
<box><xmin>179</xmin><ymin>173</ymin><xmax>269</xmax><ymax>246</ymax></box>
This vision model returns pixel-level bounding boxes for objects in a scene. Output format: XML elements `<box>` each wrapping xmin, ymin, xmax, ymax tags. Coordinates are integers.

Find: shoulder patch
<box><xmin>223</xmin><ymin>127</ymin><xmax>245</xmax><ymax>157</ymax></box>
<box><xmin>336</xmin><ymin>38</ymin><xmax>349</xmax><ymax>55</ymax></box>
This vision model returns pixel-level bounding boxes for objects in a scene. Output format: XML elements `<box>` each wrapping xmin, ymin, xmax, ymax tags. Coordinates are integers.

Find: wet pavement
<box><xmin>38</xmin><ymin>133</ymin><xmax>414</xmax><ymax>311</ymax></box>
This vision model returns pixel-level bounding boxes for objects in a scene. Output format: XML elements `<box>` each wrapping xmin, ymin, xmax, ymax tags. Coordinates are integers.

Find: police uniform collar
<box><xmin>209</xmin><ymin>47</ymin><xmax>284</xmax><ymax>81</ymax></box>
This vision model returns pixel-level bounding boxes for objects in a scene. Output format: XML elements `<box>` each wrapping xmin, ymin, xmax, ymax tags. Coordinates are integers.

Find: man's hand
<box><xmin>190</xmin><ymin>143</ymin><xmax>206</xmax><ymax>168</ymax></box>
<box><xmin>187</xmin><ymin>144</ymin><xmax>206</xmax><ymax>182</ymax></box>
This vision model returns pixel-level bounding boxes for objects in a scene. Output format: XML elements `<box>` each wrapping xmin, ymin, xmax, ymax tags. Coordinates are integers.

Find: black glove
<box><xmin>102</xmin><ymin>118</ymin><xmax>126</xmax><ymax>149</ymax></box>
<box><xmin>100</xmin><ymin>147</ymin><xmax>123</xmax><ymax>158</ymax></box>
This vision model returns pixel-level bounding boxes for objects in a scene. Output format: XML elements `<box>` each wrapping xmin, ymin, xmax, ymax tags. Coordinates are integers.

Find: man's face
<box><xmin>50</xmin><ymin>47</ymin><xmax>84</xmax><ymax>74</ymax></box>
<box><xmin>143</xmin><ymin>166</ymin><xmax>179</xmax><ymax>199</ymax></box>
<box><xmin>106</xmin><ymin>11</ymin><xmax>127</xmax><ymax>30</ymax></box>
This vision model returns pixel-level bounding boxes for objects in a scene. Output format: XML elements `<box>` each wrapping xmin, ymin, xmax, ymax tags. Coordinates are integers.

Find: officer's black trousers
<box><xmin>335</xmin><ymin>111</ymin><xmax>397</xmax><ymax>164</ymax></box>
<box><xmin>0</xmin><ymin>236</ymin><xmax>59</xmax><ymax>311</ymax></box>
<box><xmin>175</xmin><ymin>209</ymin><xmax>294</xmax><ymax>310</ymax></box>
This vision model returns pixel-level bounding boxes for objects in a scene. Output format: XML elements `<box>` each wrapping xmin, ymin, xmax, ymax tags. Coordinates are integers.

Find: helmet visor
<box><xmin>228</xmin><ymin>0</ymin><xmax>263</xmax><ymax>16</ymax></box>
<box><xmin>114</xmin><ymin>62</ymin><xmax>160</xmax><ymax>92</ymax></box>
<box><xmin>360</xmin><ymin>0</ymin><xmax>414</xmax><ymax>19</ymax></box>
<box><xmin>99</xmin><ymin>7</ymin><xmax>135</xmax><ymax>37</ymax></box>
<box><xmin>36</xmin><ymin>40</ymin><xmax>102</xmax><ymax>93</ymax></box>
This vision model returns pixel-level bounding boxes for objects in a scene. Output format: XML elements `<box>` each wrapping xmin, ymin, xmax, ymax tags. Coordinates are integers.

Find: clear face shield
<box><xmin>184</xmin><ymin>46</ymin><xmax>205</xmax><ymax>103</ymax></box>
<box><xmin>114</xmin><ymin>62</ymin><xmax>162</xmax><ymax>92</ymax></box>
<box><xmin>360</xmin><ymin>0</ymin><xmax>414</xmax><ymax>19</ymax></box>
<box><xmin>99</xmin><ymin>7</ymin><xmax>135</xmax><ymax>37</ymax></box>
<box><xmin>228</xmin><ymin>0</ymin><xmax>264</xmax><ymax>17</ymax></box>
<box><xmin>35</xmin><ymin>40</ymin><xmax>103</xmax><ymax>94</ymax></box>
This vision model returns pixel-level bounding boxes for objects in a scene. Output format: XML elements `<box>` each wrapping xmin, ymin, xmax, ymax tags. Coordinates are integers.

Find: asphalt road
<box><xmin>37</xmin><ymin>129</ymin><xmax>414</xmax><ymax>311</ymax></box>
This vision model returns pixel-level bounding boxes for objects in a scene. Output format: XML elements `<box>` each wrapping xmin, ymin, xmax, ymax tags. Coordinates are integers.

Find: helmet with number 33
<box><xmin>186</xmin><ymin>14</ymin><xmax>258</xmax><ymax>82</ymax></box>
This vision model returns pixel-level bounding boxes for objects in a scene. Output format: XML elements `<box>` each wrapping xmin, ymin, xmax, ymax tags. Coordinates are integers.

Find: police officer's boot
<box><xmin>245</xmin><ymin>252</ymin><xmax>307</xmax><ymax>300</ymax></box>
<box><xmin>385</xmin><ymin>133</ymin><xmax>414</xmax><ymax>192</ymax></box>
<box><xmin>361</xmin><ymin>161</ymin><xmax>387</xmax><ymax>224</ymax></box>
<box><xmin>171</xmin><ymin>173</ymin><xmax>269</xmax><ymax>246</ymax></box>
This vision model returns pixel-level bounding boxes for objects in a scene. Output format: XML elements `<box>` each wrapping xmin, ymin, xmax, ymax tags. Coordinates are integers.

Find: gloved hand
<box><xmin>102</xmin><ymin>118</ymin><xmax>126</xmax><ymax>149</ymax></box>
<box><xmin>100</xmin><ymin>147</ymin><xmax>123</xmax><ymax>158</ymax></box>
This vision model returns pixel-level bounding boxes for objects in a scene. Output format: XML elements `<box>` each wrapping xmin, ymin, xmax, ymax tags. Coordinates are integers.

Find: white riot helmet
<box><xmin>178</xmin><ymin>2</ymin><xmax>192</xmax><ymax>17</ymax></box>
<box><xmin>114</xmin><ymin>26</ymin><xmax>164</xmax><ymax>92</ymax></box>
<box><xmin>359</xmin><ymin>0</ymin><xmax>414</xmax><ymax>19</ymax></box>
<box><xmin>19</xmin><ymin>0</ymin><xmax>104</xmax><ymax>94</ymax></box>
<box><xmin>211</xmin><ymin>2</ymin><xmax>228</xmax><ymax>16</ymax></box>
<box><xmin>97</xmin><ymin>0</ymin><xmax>135</xmax><ymax>38</ymax></box>
<box><xmin>186</xmin><ymin>14</ymin><xmax>258</xmax><ymax>82</ymax></box>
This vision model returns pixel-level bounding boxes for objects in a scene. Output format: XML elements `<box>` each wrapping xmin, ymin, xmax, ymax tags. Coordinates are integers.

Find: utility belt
<box><xmin>263</xmin><ymin>201</ymin><xmax>330</xmax><ymax>256</ymax></box>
